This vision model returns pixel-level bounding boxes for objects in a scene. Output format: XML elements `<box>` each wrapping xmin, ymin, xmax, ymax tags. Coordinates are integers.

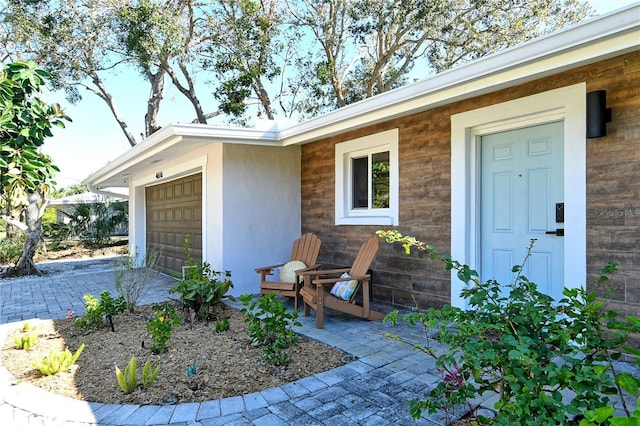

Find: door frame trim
<box><xmin>450</xmin><ymin>83</ymin><xmax>586</xmax><ymax>309</ymax></box>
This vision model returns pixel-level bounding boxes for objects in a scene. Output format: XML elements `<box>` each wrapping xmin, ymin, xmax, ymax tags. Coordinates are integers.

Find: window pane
<box><xmin>352</xmin><ymin>156</ymin><xmax>368</xmax><ymax>208</ymax></box>
<box><xmin>372</xmin><ymin>151</ymin><xmax>389</xmax><ymax>209</ymax></box>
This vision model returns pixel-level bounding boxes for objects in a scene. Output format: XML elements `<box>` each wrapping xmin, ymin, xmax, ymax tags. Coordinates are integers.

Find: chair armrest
<box><xmin>313</xmin><ymin>274</ymin><xmax>370</xmax><ymax>286</ymax></box>
<box><xmin>254</xmin><ymin>263</ymin><xmax>285</xmax><ymax>273</ymax></box>
<box><xmin>298</xmin><ymin>267</ymin><xmax>350</xmax><ymax>277</ymax></box>
<box><xmin>294</xmin><ymin>264</ymin><xmax>321</xmax><ymax>274</ymax></box>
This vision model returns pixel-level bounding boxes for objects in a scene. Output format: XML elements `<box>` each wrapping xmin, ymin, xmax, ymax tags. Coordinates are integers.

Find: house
<box><xmin>84</xmin><ymin>4</ymin><xmax>640</xmax><ymax>317</ymax></box>
<box><xmin>48</xmin><ymin>192</ymin><xmax>128</xmax><ymax>236</ymax></box>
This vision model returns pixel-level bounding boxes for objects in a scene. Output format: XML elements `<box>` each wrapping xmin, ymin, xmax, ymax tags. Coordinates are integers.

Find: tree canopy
<box><xmin>0</xmin><ymin>60</ymin><xmax>70</xmax><ymax>275</ymax></box>
<box><xmin>1</xmin><ymin>0</ymin><xmax>595</xmax><ymax>141</ymax></box>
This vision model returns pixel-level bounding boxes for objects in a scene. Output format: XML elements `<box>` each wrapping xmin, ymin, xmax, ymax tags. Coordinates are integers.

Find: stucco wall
<box><xmin>222</xmin><ymin>143</ymin><xmax>301</xmax><ymax>296</ymax></box>
<box><xmin>301</xmin><ymin>51</ymin><xmax>640</xmax><ymax>315</ymax></box>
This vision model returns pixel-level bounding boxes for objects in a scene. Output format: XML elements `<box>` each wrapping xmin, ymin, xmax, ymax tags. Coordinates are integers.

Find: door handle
<box><xmin>545</xmin><ymin>228</ymin><xmax>564</xmax><ymax>236</ymax></box>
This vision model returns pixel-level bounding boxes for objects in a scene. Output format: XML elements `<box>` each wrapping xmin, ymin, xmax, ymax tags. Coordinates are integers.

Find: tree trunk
<box><xmin>253</xmin><ymin>79</ymin><xmax>275</xmax><ymax>120</ymax></box>
<box><xmin>164</xmin><ymin>60</ymin><xmax>207</xmax><ymax>124</ymax></box>
<box><xmin>89</xmin><ymin>72</ymin><xmax>139</xmax><ymax>147</ymax></box>
<box><xmin>5</xmin><ymin>192</ymin><xmax>45</xmax><ymax>276</ymax></box>
<box><xmin>145</xmin><ymin>69</ymin><xmax>165</xmax><ymax>137</ymax></box>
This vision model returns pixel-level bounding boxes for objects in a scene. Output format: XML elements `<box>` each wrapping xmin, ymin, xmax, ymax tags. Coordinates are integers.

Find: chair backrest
<box><xmin>290</xmin><ymin>232</ymin><xmax>322</xmax><ymax>267</ymax></box>
<box><xmin>349</xmin><ymin>235</ymin><xmax>379</xmax><ymax>277</ymax></box>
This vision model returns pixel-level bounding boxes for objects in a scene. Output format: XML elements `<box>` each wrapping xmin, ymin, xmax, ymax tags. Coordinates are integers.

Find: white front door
<box><xmin>481</xmin><ymin>121</ymin><xmax>564</xmax><ymax>300</ymax></box>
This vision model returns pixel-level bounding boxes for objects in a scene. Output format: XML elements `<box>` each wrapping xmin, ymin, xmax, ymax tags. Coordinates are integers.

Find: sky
<box><xmin>41</xmin><ymin>0</ymin><xmax>639</xmax><ymax>189</ymax></box>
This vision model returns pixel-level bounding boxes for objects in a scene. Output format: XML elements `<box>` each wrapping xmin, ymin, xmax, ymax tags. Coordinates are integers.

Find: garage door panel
<box><xmin>146</xmin><ymin>173</ymin><xmax>202</xmax><ymax>276</ymax></box>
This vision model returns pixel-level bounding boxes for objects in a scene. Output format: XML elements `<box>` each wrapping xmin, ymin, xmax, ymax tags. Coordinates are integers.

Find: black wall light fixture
<box><xmin>586</xmin><ymin>90</ymin><xmax>612</xmax><ymax>138</ymax></box>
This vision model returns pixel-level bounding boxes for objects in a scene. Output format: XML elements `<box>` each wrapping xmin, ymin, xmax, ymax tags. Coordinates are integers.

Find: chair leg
<box><xmin>316</xmin><ymin>285</ymin><xmax>324</xmax><ymax>329</ymax></box>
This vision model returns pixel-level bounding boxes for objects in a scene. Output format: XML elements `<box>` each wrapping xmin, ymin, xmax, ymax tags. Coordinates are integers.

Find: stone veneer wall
<box><xmin>300</xmin><ymin>51</ymin><xmax>640</xmax><ymax>316</ymax></box>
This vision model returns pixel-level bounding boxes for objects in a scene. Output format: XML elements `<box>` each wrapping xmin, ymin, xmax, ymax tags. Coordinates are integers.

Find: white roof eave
<box><xmin>83</xmin><ymin>123</ymin><xmax>279</xmax><ymax>189</ymax></box>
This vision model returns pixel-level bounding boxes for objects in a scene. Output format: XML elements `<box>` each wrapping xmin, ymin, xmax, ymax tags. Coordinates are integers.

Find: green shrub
<box><xmin>33</xmin><ymin>343</ymin><xmax>85</xmax><ymax>376</ymax></box>
<box><xmin>169</xmin><ymin>236</ymin><xmax>234</xmax><ymax>320</ymax></box>
<box><xmin>114</xmin><ymin>246</ymin><xmax>161</xmax><ymax>313</ymax></box>
<box><xmin>42</xmin><ymin>221</ymin><xmax>72</xmax><ymax>245</ymax></box>
<box><xmin>116</xmin><ymin>356</ymin><xmax>160</xmax><ymax>393</ymax></box>
<box><xmin>0</xmin><ymin>235</ymin><xmax>23</xmax><ymax>264</ymax></box>
<box><xmin>146</xmin><ymin>302</ymin><xmax>182</xmax><ymax>354</ymax></box>
<box><xmin>579</xmin><ymin>314</ymin><xmax>640</xmax><ymax>425</ymax></box>
<box><xmin>170</xmin><ymin>260</ymin><xmax>233</xmax><ymax>320</ymax></box>
<box><xmin>240</xmin><ymin>293</ymin><xmax>301</xmax><ymax>366</ymax></box>
<box><xmin>74</xmin><ymin>291</ymin><xmax>127</xmax><ymax>332</ymax></box>
<box><xmin>215</xmin><ymin>317</ymin><xmax>230</xmax><ymax>333</ymax></box>
<box><xmin>379</xmin><ymin>230</ymin><xmax>636</xmax><ymax>425</ymax></box>
<box><xmin>61</xmin><ymin>201</ymin><xmax>128</xmax><ymax>246</ymax></box>
<box><xmin>14</xmin><ymin>332</ymin><xmax>37</xmax><ymax>350</ymax></box>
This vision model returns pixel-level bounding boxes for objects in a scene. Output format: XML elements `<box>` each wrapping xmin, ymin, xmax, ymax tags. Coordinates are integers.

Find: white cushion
<box><xmin>279</xmin><ymin>260</ymin><xmax>307</xmax><ymax>283</ymax></box>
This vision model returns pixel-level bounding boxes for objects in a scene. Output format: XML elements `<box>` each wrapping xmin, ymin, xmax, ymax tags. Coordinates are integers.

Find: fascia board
<box><xmin>83</xmin><ymin>123</ymin><xmax>279</xmax><ymax>186</ymax></box>
<box><xmin>278</xmin><ymin>5</ymin><xmax>640</xmax><ymax>146</ymax></box>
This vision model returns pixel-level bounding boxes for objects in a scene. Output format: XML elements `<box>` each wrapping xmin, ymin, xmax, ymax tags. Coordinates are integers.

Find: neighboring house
<box><xmin>48</xmin><ymin>192</ymin><xmax>128</xmax><ymax>236</ymax></box>
<box><xmin>85</xmin><ymin>5</ymin><xmax>640</xmax><ymax>316</ymax></box>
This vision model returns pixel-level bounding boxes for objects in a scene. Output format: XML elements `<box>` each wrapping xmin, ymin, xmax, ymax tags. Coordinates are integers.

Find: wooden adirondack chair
<box><xmin>299</xmin><ymin>235</ymin><xmax>384</xmax><ymax>329</ymax></box>
<box><xmin>255</xmin><ymin>233</ymin><xmax>321</xmax><ymax>309</ymax></box>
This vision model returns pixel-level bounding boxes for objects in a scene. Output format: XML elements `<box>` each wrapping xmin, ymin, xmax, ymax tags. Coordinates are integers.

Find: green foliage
<box><xmin>0</xmin><ymin>235</ymin><xmax>23</xmax><ymax>264</ymax></box>
<box><xmin>114</xmin><ymin>246</ymin><xmax>161</xmax><ymax>313</ymax></box>
<box><xmin>170</xmin><ymin>265</ymin><xmax>233</xmax><ymax>320</ymax></box>
<box><xmin>42</xmin><ymin>219</ymin><xmax>73</xmax><ymax>245</ymax></box>
<box><xmin>0</xmin><ymin>62</ymin><xmax>70</xmax><ymax>273</ymax></box>
<box><xmin>74</xmin><ymin>291</ymin><xmax>127</xmax><ymax>332</ymax></box>
<box><xmin>42</xmin><ymin>207</ymin><xmax>57</xmax><ymax>226</ymax></box>
<box><xmin>578</xmin><ymin>313</ymin><xmax>640</xmax><ymax>426</ymax></box>
<box><xmin>116</xmin><ymin>356</ymin><xmax>160</xmax><ymax>394</ymax></box>
<box><xmin>0</xmin><ymin>61</ymin><xmax>69</xmax><ymax>204</ymax></box>
<box><xmin>169</xmin><ymin>236</ymin><xmax>233</xmax><ymax>320</ymax></box>
<box><xmin>146</xmin><ymin>302</ymin><xmax>182</xmax><ymax>354</ymax></box>
<box><xmin>215</xmin><ymin>317</ymin><xmax>230</xmax><ymax>333</ymax></box>
<box><xmin>61</xmin><ymin>201</ymin><xmax>128</xmax><ymax>246</ymax></box>
<box><xmin>115</xmin><ymin>355</ymin><xmax>137</xmax><ymax>393</ymax></box>
<box><xmin>14</xmin><ymin>332</ymin><xmax>37</xmax><ymax>350</ymax></box>
<box><xmin>240</xmin><ymin>293</ymin><xmax>301</xmax><ymax>366</ymax></box>
<box><xmin>141</xmin><ymin>358</ymin><xmax>160</xmax><ymax>388</ymax></box>
<box><xmin>33</xmin><ymin>343</ymin><xmax>85</xmax><ymax>376</ymax></box>
<box><xmin>49</xmin><ymin>184</ymin><xmax>87</xmax><ymax>199</ymax></box>
<box><xmin>379</xmin><ymin>230</ymin><xmax>638</xmax><ymax>425</ymax></box>
<box><xmin>187</xmin><ymin>361</ymin><xmax>197</xmax><ymax>376</ymax></box>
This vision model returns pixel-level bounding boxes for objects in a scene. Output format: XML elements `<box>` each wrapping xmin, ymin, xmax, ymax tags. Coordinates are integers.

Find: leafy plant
<box><xmin>62</xmin><ymin>201</ymin><xmax>128</xmax><ymax>246</ymax></box>
<box><xmin>20</xmin><ymin>322</ymin><xmax>32</xmax><ymax>332</ymax></box>
<box><xmin>169</xmin><ymin>236</ymin><xmax>233</xmax><ymax>320</ymax></box>
<box><xmin>42</xmin><ymin>219</ymin><xmax>72</xmax><ymax>246</ymax></box>
<box><xmin>215</xmin><ymin>317</ymin><xmax>229</xmax><ymax>333</ymax></box>
<box><xmin>378</xmin><ymin>230</ymin><xmax>635</xmax><ymax>425</ymax></box>
<box><xmin>146</xmin><ymin>302</ymin><xmax>182</xmax><ymax>354</ymax></box>
<box><xmin>74</xmin><ymin>291</ymin><xmax>127</xmax><ymax>331</ymax></box>
<box><xmin>116</xmin><ymin>356</ymin><xmax>160</xmax><ymax>393</ymax></box>
<box><xmin>114</xmin><ymin>246</ymin><xmax>161</xmax><ymax>312</ymax></box>
<box><xmin>33</xmin><ymin>343</ymin><xmax>85</xmax><ymax>376</ymax></box>
<box><xmin>240</xmin><ymin>293</ymin><xmax>301</xmax><ymax>366</ymax></box>
<box><xmin>14</xmin><ymin>332</ymin><xmax>37</xmax><ymax>350</ymax></box>
<box><xmin>0</xmin><ymin>235</ymin><xmax>23</xmax><ymax>264</ymax></box>
<box><xmin>187</xmin><ymin>361</ymin><xmax>197</xmax><ymax>376</ymax></box>
<box><xmin>579</xmin><ymin>313</ymin><xmax>640</xmax><ymax>426</ymax></box>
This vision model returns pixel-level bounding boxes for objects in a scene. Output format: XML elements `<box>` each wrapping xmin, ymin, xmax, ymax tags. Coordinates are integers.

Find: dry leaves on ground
<box><xmin>2</xmin><ymin>304</ymin><xmax>348</xmax><ymax>405</ymax></box>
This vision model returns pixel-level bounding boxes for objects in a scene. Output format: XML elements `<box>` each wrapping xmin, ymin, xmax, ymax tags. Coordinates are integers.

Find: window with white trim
<box><xmin>335</xmin><ymin>129</ymin><xmax>398</xmax><ymax>225</ymax></box>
